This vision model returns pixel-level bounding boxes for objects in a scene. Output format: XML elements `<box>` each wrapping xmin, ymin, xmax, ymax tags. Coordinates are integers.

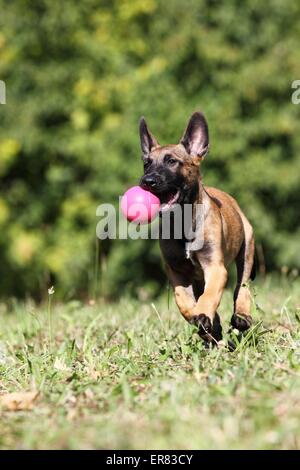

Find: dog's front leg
<box><xmin>165</xmin><ymin>264</ymin><xmax>197</xmax><ymax>321</ymax></box>
<box><xmin>192</xmin><ymin>264</ymin><xmax>227</xmax><ymax>342</ymax></box>
<box><xmin>165</xmin><ymin>262</ymin><xmax>226</xmax><ymax>343</ymax></box>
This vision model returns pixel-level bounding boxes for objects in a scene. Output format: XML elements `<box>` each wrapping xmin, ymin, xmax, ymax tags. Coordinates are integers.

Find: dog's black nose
<box><xmin>141</xmin><ymin>176</ymin><xmax>157</xmax><ymax>189</ymax></box>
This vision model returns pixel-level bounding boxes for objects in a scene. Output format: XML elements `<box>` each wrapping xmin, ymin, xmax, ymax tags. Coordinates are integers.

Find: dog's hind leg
<box><xmin>231</xmin><ymin>228</ymin><xmax>255</xmax><ymax>332</ymax></box>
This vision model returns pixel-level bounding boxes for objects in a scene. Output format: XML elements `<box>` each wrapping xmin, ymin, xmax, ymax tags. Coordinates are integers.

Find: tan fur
<box><xmin>167</xmin><ymin>184</ymin><xmax>255</xmax><ymax>341</ymax></box>
<box><xmin>139</xmin><ymin>113</ymin><xmax>255</xmax><ymax>342</ymax></box>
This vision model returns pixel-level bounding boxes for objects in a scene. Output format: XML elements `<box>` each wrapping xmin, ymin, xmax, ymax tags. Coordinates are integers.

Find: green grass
<box><xmin>1</xmin><ymin>276</ymin><xmax>300</xmax><ymax>450</ymax></box>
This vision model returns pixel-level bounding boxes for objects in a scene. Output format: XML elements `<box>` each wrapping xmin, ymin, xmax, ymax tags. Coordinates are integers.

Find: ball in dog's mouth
<box><xmin>159</xmin><ymin>190</ymin><xmax>180</xmax><ymax>213</ymax></box>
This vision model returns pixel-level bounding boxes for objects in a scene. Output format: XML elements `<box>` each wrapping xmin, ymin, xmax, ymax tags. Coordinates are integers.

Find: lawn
<box><xmin>0</xmin><ymin>275</ymin><xmax>300</xmax><ymax>450</ymax></box>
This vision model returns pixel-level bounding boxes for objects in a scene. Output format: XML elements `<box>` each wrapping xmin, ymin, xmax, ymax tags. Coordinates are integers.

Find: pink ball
<box><xmin>121</xmin><ymin>186</ymin><xmax>160</xmax><ymax>224</ymax></box>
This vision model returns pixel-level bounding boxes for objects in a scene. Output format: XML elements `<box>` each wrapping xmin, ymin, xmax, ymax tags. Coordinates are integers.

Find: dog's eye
<box><xmin>143</xmin><ymin>159</ymin><xmax>152</xmax><ymax>170</ymax></box>
<box><xmin>164</xmin><ymin>154</ymin><xmax>178</xmax><ymax>165</ymax></box>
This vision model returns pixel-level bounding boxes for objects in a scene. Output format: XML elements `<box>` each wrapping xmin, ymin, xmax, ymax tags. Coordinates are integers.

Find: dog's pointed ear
<box><xmin>180</xmin><ymin>112</ymin><xmax>209</xmax><ymax>158</ymax></box>
<box><xmin>139</xmin><ymin>117</ymin><xmax>159</xmax><ymax>157</ymax></box>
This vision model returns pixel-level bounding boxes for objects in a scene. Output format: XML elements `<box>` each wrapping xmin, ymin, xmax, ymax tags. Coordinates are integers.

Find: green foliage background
<box><xmin>0</xmin><ymin>0</ymin><xmax>299</xmax><ymax>299</ymax></box>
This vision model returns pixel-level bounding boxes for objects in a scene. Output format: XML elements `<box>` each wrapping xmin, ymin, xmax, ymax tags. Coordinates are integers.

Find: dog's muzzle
<box><xmin>140</xmin><ymin>175</ymin><xmax>158</xmax><ymax>190</ymax></box>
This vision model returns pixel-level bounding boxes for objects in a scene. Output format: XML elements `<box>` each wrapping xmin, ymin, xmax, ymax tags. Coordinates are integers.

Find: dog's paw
<box><xmin>212</xmin><ymin>312</ymin><xmax>223</xmax><ymax>342</ymax></box>
<box><xmin>231</xmin><ymin>313</ymin><xmax>252</xmax><ymax>332</ymax></box>
<box><xmin>190</xmin><ymin>314</ymin><xmax>212</xmax><ymax>339</ymax></box>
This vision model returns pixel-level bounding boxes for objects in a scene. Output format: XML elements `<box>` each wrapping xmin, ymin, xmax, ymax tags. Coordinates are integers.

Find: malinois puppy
<box><xmin>139</xmin><ymin>111</ymin><xmax>255</xmax><ymax>343</ymax></box>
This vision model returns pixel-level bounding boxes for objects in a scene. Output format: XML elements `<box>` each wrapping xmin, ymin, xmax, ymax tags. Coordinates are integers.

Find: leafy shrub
<box><xmin>0</xmin><ymin>0</ymin><xmax>299</xmax><ymax>299</ymax></box>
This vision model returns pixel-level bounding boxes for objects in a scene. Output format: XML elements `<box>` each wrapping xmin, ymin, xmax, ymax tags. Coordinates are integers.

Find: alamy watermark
<box><xmin>291</xmin><ymin>80</ymin><xmax>300</xmax><ymax>104</ymax></box>
<box><xmin>0</xmin><ymin>80</ymin><xmax>6</xmax><ymax>104</ymax></box>
<box><xmin>96</xmin><ymin>198</ymin><xmax>205</xmax><ymax>252</ymax></box>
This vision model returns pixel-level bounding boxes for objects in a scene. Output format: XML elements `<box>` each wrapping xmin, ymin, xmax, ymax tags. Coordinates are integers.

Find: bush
<box><xmin>0</xmin><ymin>0</ymin><xmax>300</xmax><ymax>299</ymax></box>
